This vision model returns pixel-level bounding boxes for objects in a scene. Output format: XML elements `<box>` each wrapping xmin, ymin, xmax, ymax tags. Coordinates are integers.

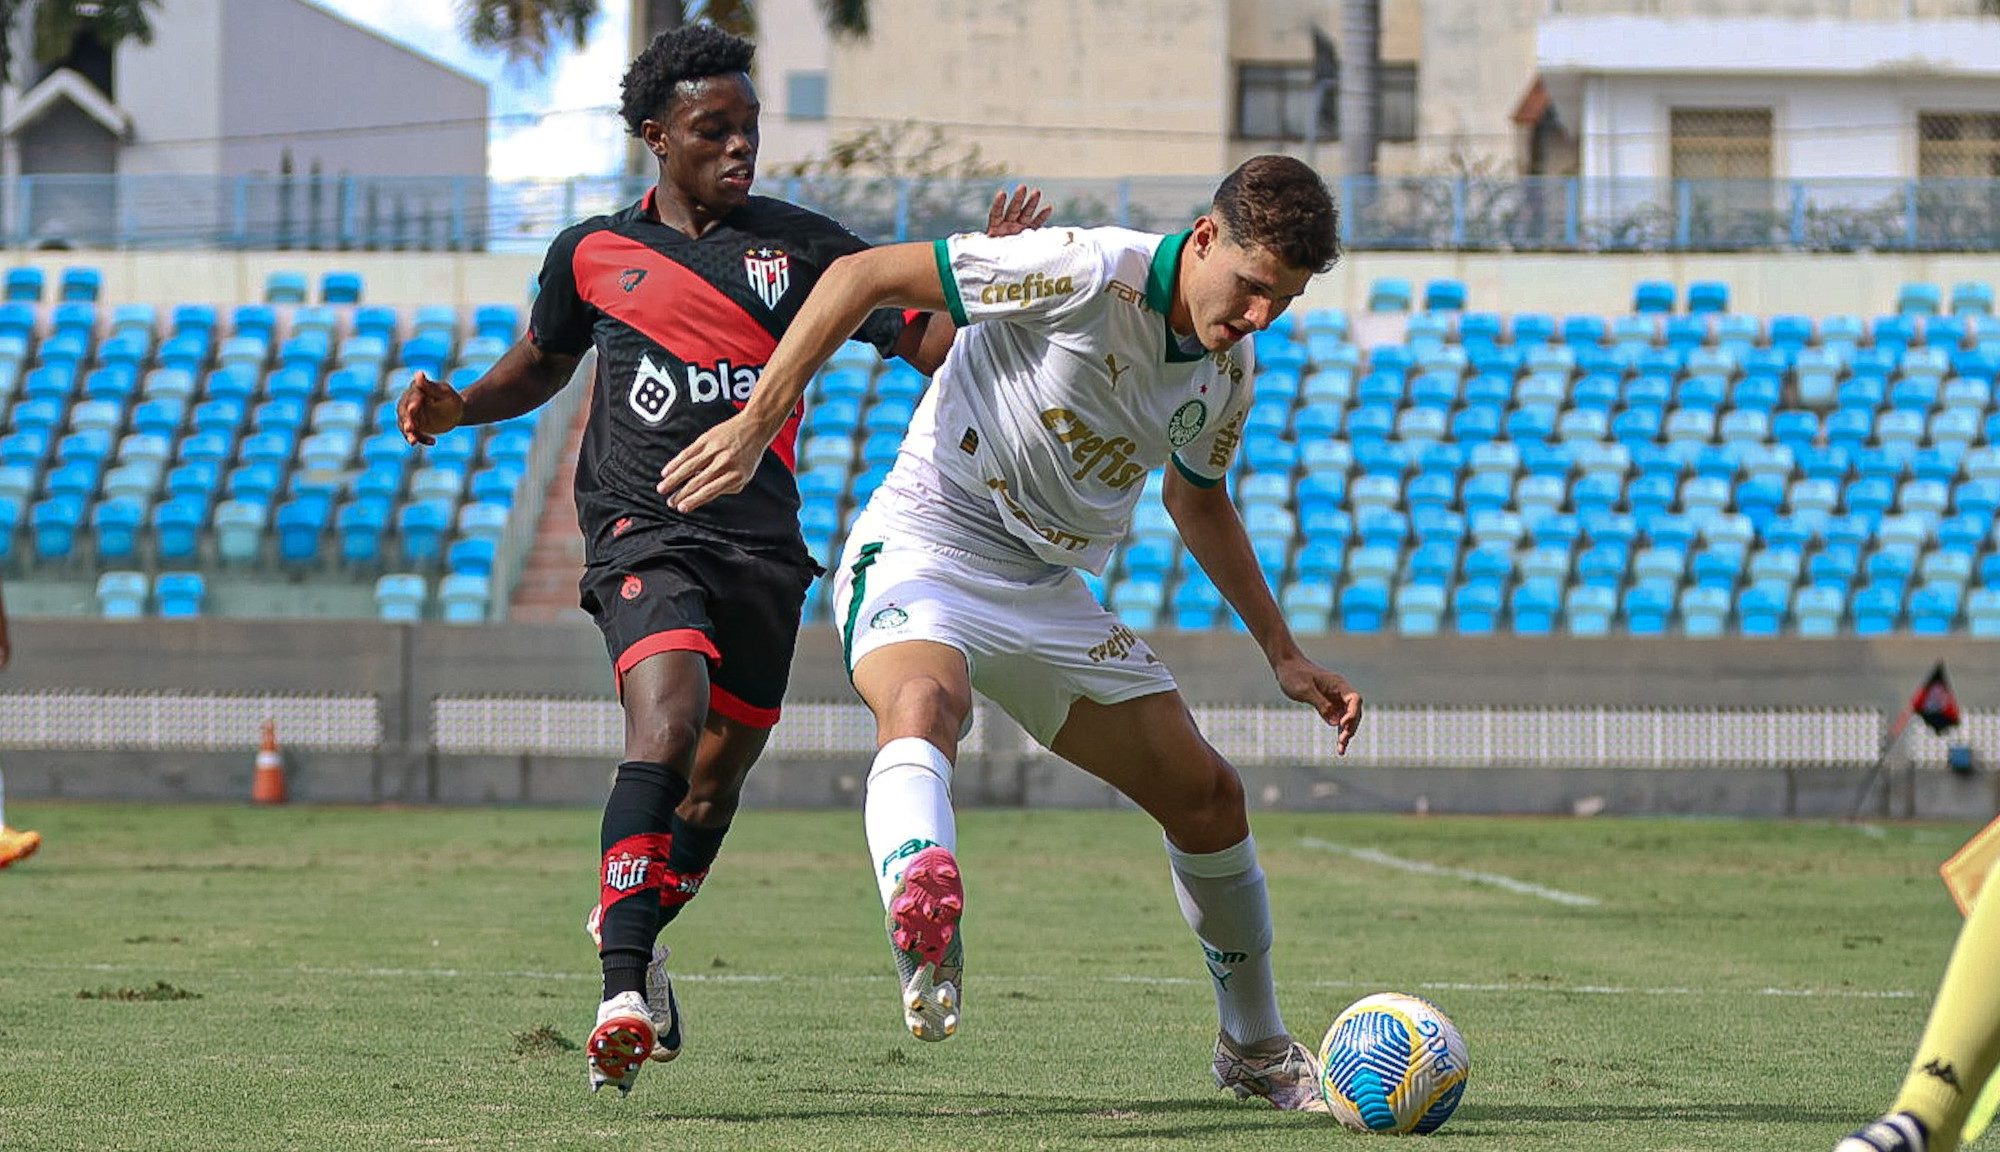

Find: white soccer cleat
<box><xmin>886</xmin><ymin>846</ymin><xmax>964</xmax><ymax>1042</ymax></box>
<box><xmin>585</xmin><ymin>905</ymin><xmax>681</xmax><ymax>1062</ymax></box>
<box><xmin>1213</xmin><ymin>1032</ymin><xmax>1332</xmax><ymax>1113</ymax></box>
<box><xmin>1836</xmin><ymin>1112</ymin><xmax>1930</xmax><ymax>1152</ymax></box>
<box><xmin>586</xmin><ymin>991</ymin><xmax>656</xmax><ymax>1096</ymax></box>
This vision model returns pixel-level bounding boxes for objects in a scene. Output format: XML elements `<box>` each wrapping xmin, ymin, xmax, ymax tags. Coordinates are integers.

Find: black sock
<box><xmin>657</xmin><ymin>815</ymin><xmax>732</xmax><ymax>928</ymax></box>
<box><xmin>598</xmin><ymin>760</ymin><xmax>689</xmax><ymax>1001</ymax></box>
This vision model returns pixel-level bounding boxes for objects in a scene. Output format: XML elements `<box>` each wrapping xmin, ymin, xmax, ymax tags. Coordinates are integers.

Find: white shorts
<box><xmin>831</xmin><ymin>516</ymin><xmax>1179</xmax><ymax>747</ymax></box>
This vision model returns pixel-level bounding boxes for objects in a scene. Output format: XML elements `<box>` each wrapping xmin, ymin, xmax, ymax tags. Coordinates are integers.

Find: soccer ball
<box><xmin>1317</xmin><ymin>992</ymin><xmax>1469</xmax><ymax>1134</ymax></box>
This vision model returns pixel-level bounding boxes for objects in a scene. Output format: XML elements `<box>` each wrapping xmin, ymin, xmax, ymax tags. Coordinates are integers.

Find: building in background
<box><xmin>3</xmin><ymin>0</ymin><xmax>487</xmax><ymax>248</ymax></box>
<box><xmin>738</xmin><ymin>0</ymin><xmax>2000</xmax><ymax>185</ymax></box>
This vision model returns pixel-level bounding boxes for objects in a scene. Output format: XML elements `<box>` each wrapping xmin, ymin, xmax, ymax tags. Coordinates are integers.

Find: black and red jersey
<box><xmin>529</xmin><ymin>189</ymin><xmax>904</xmax><ymax>563</ymax></box>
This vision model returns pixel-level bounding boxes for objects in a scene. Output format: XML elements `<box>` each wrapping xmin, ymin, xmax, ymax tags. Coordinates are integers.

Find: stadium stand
<box><xmin>6</xmin><ymin>269</ymin><xmax>2000</xmax><ymax>634</ymax></box>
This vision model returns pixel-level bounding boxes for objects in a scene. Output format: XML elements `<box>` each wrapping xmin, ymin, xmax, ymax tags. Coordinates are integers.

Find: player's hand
<box><xmin>985</xmin><ymin>185</ymin><xmax>1052</xmax><ymax>238</ymax></box>
<box><xmin>657</xmin><ymin>413</ymin><xmax>771</xmax><ymax>513</ymax></box>
<box><xmin>396</xmin><ymin>371</ymin><xmax>465</xmax><ymax>447</ymax></box>
<box><xmin>1274</xmin><ymin>654</ymin><xmax>1363</xmax><ymax>755</ymax></box>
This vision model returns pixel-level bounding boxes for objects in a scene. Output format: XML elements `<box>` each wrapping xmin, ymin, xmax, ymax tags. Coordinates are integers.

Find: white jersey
<box><xmin>887</xmin><ymin>226</ymin><xmax>1255</xmax><ymax>574</ymax></box>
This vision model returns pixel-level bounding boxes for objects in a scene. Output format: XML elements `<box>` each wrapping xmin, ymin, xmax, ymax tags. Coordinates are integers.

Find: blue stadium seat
<box><xmin>1788</xmin><ymin>586</ymin><xmax>1842</xmax><ymax>636</ymax></box>
<box><xmin>313</xmin><ymin>270</ymin><xmax>362</xmax><ymax>305</ymax></box>
<box><xmin>96</xmin><ymin>570</ymin><xmax>148</xmax><ymax>618</ymax></box>
<box><xmin>1110</xmin><ymin>578</ymin><xmax>1164</xmax><ymax>630</ymax></box>
<box><xmin>375</xmin><ymin>573</ymin><xmax>426</xmax><ymax>622</ymax></box>
<box><xmin>439</xmin><ymin>573</ymin><xmax>490</xmax><ymax>623</ymax></box>
<box><xmin>4</xmin><ymin>267</ymin><xmax>42</xmax><ymax>302</ymax></box>
<box><xmin>1633</xmin><ymin>281</ymin><xmax>1675</xmax><ymax>314</ymax></box>
<box><xmin>1685</xmin><ymin>281</ymin><xmax>1729</xmax><ymax>315</ymax></box>
<box><xmin>90</xmin><ymin>497</ymin><xmax>143</xmax><ymax>562</ymax></box>
<box><xmin>1562</xmin><ymin>584</ymin><xmax>1616</xmax><ymax>636</ymax></box>
<box><xmin>1280</xmin><ymin>582</ymin><xmax>1333</xmax><ymax>634</ymax></box>
<box><xmin>1508</xmin><ymin>579</ymin><xmax>1561</xmax><ymax>635</ymax></box>
<box><xmin>1422</xmin><ymin>280</ymin><xmax>1467</xmax><ymax>313</ymax></box>
<box><xmin>1951</xmin><ymin>281</ymin><xmax>1994</xmax><ymax>316</ymax></box>
<box><xmin>1394</xmin><ymin>582</ymin><xmax>1446</xmax><ymax>635</ymax></box>
<box><xmin>1367</xmin><ymin>278</ymin><xmax>1412</xmax><ymax>313</ymax></box>
<box><xmin>1339</xmin><ymin>581</ymin><xmax>1390</xmax><ymax>633</ymax></box>
<box><xmin>1446</xmin><ymin>580</ymin><xmax>1499</xmax><ymax>635</ymax></box>
<box><xmin>1969</xmin><ymin>589</ymin><xmax>2000</xmax><ymax>637</ymax></box>
<box><xmin>447</xmin><ymin>537</ymin><xmax>496</xmax><ymax>579</ymax></box>
<box><xmin>29</xmin><ymin>495</ymin><xmax>84</xmax><ymax>561</ymax></box>
<box><xmin>1851</xmin><ymin>584</ymin><xmax>1904</xmax><ymax>635</ymax></box>
<box><xmin>1897</xmin><ymin>282</ymin><xmax>1942</xmax><ymax>317</ymax></box>
<box><xmin>396</xmin><ymin>500</ymin><xmax>451</xmax><ymax>567</ymax></box>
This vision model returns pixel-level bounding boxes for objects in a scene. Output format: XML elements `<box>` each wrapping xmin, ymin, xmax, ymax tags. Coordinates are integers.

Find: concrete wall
<box><xmin>753</xmin><ymin>0</ymin><xmax>837</xmax><ymax>170</ymax></box>
<box><xmin>4</xmin><ymin>619</ymin><xmax>1999</xmax><ymax>818</ymax></box>
<box><xmin>113</xmin><ymin>0</ymin><xmax>224</xmax><ymax>178</ymax></box>
<box><xmin>7</xmin><ymin>247</ymin><xmax>1984</xmax><ymax>318</ymax></box>
<box><xmin>1576</xmin><ymin>73</ymin><xmax>2000</xmax><ymax>183</ymax></box>
<box><xmin>826</xmin><ymin>0</ymin><xmax>1232</xmax><ymax>178</ymax></box>
<box><xmin>113</xmin><ymin>0</ymin><xmax>486</xmax><ymax>183</ymax></box>
<box><xmin>212</xmin><ymin>0</ymin><xmax>486</xmax><ymax>181</ymax></box>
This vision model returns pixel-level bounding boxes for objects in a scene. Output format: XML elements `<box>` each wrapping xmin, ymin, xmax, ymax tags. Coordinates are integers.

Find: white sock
<box><xmin>864</xmin><ymin>737</ymin><xmax>957</xmax><ymax>908</ymax></box>
<box><xmin>0</xmin><ymin>767</ymin><xmax>8</xmax><ymax>827</ymax></box>
<box><xmin>1166</xmin><ymin>834</ymin><xmax>1286</xmax><ymax>1049</ymax></box>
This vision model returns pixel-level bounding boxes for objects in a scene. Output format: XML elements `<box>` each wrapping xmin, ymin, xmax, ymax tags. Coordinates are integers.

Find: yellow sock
<box><xmin>1892</xmin><ymin>859</ymin><xmax>2000</xmax><ymax>1152</ymax></box>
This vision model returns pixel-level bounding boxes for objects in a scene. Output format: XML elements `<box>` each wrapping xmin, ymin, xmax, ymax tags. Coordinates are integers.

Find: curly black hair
<box><xmin>619</xmin><ymin>23</ymin><xmax>757</xmax><ymax>136</ymax></box>
<box><xmin>1211</xmin><ymin>155</ymin><xmax>1340</xmax><ymax>274</ymax></box>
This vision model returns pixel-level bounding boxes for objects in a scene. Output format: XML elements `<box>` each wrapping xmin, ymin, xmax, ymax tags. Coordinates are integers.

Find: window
<box><xmin>1920</xmin><ymin>112</ymin><xmax>2000</xmax><ymax>179</ymax></box>
<box><xmin>1378</xmin><ymin>64</ymin><xmax>1418</xmax><ymax>144</ymax></box>
<box><xmin>1669</xmin><ymin>108</ymin><xmax>1773</xmax><ymax>181</ymax></box>
<box><xmin>1235</xmin><ymin>62</ymin><xmax>1337</xmax><ymax>142</ymax></box>
<box><xmin>785</xmin><ymin>71</ymin><xmax>828</xmax><ymax>122</ymax></box>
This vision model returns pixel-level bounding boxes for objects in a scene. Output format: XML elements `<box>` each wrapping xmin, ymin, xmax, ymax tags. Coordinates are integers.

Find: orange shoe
<box><xmin>0</xmin><ymin>825</ymin><xmax>41</xmax><ymax>869</ymax></box>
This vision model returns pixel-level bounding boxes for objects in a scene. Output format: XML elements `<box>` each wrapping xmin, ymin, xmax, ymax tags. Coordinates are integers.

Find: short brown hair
<box><xmin>1210</xmin><ymin>155</ymin><xmax>1340</xmax><ymax>274</ymax></box>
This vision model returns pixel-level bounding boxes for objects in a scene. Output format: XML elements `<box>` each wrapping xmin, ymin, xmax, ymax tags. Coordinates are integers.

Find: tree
<box><xmin>462</xmin><ymin>0</ymin><xmax>869</xmax><ymax>67</ymax></box>
<box><xmin>0</xmin><ymin>0</ymin><xmax>162</xmax><ymax>87</ymax></box>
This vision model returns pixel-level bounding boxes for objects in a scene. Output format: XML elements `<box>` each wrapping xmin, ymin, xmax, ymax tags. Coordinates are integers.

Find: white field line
<box><xmin>14</xmin><ymin>961</ymin><xmax>1916</xmax><ymax>1000</ymax></box>
<box><xmin>1297</xmin><ymin>837</ymin><xmax>1602</xmax><ymax>908</ymax></box>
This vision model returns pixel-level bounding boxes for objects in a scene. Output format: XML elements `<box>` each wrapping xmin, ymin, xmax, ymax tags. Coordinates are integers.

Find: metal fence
<box><xmin>8</xmin><ymin>173</ymin><xmax>2000</xmax><ymax>255</ymax></box>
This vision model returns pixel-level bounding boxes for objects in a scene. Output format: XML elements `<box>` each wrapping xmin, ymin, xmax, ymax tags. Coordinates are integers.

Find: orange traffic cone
<box><xmin>251</xmin><ymin>719</ymin><xmax>287</xmax><ymax>805</ymax></box>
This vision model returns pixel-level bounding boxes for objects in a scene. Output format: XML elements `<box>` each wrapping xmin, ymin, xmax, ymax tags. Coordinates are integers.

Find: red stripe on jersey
<box><xmin>574</xmin><ymin>231</ymin><xmax>777</xmax><ymax>364</ymax></box>
<box><xmin>574</xmin><ymin>230</ymin><xmax>804</xmax><ymax>473</ymax></box>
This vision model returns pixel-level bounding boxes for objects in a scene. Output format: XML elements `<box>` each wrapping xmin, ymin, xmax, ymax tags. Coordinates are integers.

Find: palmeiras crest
<box><xmin>744</xmin><ymin>247</ymin><xmax>791</xmax><ymax>310</ymax></box>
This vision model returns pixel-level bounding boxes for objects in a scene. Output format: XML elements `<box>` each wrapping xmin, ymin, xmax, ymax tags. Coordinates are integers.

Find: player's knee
<box><xmin>1198</xmin><ymin>758</ymin><xmax>1247</xmax><ymax>819</ymax></box>
<box><xmin>626</xmin><ymin>711</ymin><xmax>705</xmax><ymax>769</ymax></box>
<box><xmin>883</xmin><ymin>676</ymin><xmax>972</xmax><ymax>743</ymax></box>
<box><xmin>1166</xmin><ymin>759</ymin><xmax>1249</xmax><ymax>848</ymax></box>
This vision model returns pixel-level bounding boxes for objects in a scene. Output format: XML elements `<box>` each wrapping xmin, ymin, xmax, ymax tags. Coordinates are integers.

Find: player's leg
<box><xmin>834</xmin><ymin>533</ymin><xmax>979</xmax><ymax>1042</ymax></box>
<box><xmin>579</xmin><ymin>555</ymin><xmax>720</xmax><ymax>1095</ymax></box>
<box><xmin>1048</xmin><ymin>690</ymin><xmax>1324</xmax><ymax>1112</ymax></box>
<box><xmin>586</xmin><ymin>647</ymin><xmax>710</xmax><ymax>1094</ymax></box>
<box><xmin>0</xmin><ymin>765</ymin><xmax>39</xmax><ymax>870</ymax></box>
<box><xmin>851</xmin><ymin>640</ymin><xmax>972</xmax><ymax>1041</ymax></box>
<box><xmin>659</xmin><ymin>541</ymin><xmax>819</xmax><ymax>937</ymax></box>
<box><xmin>1839</xmin><ymin>857</ymin><xmax>2000</xmax><ymax>1152</ymax></box>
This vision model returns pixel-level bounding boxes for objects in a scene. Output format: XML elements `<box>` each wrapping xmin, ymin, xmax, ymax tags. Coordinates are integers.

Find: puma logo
<box><xmin>1104</xmin><ymin>353</ymin><xmax>1130</xmax><ymax>391</ymax></box>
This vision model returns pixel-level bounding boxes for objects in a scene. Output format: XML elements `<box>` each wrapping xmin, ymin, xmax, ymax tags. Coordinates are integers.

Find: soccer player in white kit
<box><xmin>659</xmin><ymin>155</ymin><xmax>1363</xmax><ymax>1111</ymax></box>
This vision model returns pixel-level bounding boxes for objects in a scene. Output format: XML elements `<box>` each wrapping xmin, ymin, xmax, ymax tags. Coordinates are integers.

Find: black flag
<box><xmin>1912</xmin><ymin>662</ymin><xmax>1962</xmax><ymax>735</ymax></box>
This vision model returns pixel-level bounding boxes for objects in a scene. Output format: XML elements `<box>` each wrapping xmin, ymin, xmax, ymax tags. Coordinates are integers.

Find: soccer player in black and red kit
<box><xmin>396</xmin><ymin>24</ymin><xmax>1047</xmax><ymax>1096</ymax></box>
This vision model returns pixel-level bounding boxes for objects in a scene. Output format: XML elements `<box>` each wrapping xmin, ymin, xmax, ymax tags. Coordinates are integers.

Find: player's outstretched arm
<box><xmin>1166</xmin><ymin>467</ymin><xmax>1363</xmax><ymax>753</ymax></box>
<box><xmin>891</xmin><ymin>186</ymin><xmax>1048</xmax><ymax>376</ymax></box>
<box><xmin>658</xmin><ymin>242</ymin><xmax>949</xmax><ymax>512</ymax></box>
<box><xmin>396</xmin><ymin>335</ymin><xmax>581</xmax><ymax>446</ymax></box>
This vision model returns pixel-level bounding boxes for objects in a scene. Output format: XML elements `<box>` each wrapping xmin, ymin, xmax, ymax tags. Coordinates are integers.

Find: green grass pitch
<box><xmin>0</xmin><ymin>803</ymin><xmax>1972</xmax><ymax>1151</ymax></box>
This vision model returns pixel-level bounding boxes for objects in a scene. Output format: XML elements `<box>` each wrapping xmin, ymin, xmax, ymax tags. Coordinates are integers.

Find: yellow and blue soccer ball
<box><xmin>1317</xmin><ymin>992</ymin><xmax>1469</xmax><ymax>1134</ymax></box>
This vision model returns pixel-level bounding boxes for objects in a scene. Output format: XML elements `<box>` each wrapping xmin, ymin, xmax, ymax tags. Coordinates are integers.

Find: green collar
<box><xmin>1146</xmin><ymin>230</ymin><xmax>1206</xmax><ymax>364</ymax></box>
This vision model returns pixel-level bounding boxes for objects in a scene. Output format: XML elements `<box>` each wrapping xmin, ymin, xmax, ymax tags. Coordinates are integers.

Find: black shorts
<box><xmin>579</xmin><ymin>535</ymin><xmax>817</xmax><ymax>730</ymax></box>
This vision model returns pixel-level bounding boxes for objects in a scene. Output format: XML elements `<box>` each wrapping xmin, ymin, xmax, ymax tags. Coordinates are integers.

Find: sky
<box><xmin>314</xmin><ymin>0</ymin><xmax>632</xmax><ymax>181</ymax></box>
